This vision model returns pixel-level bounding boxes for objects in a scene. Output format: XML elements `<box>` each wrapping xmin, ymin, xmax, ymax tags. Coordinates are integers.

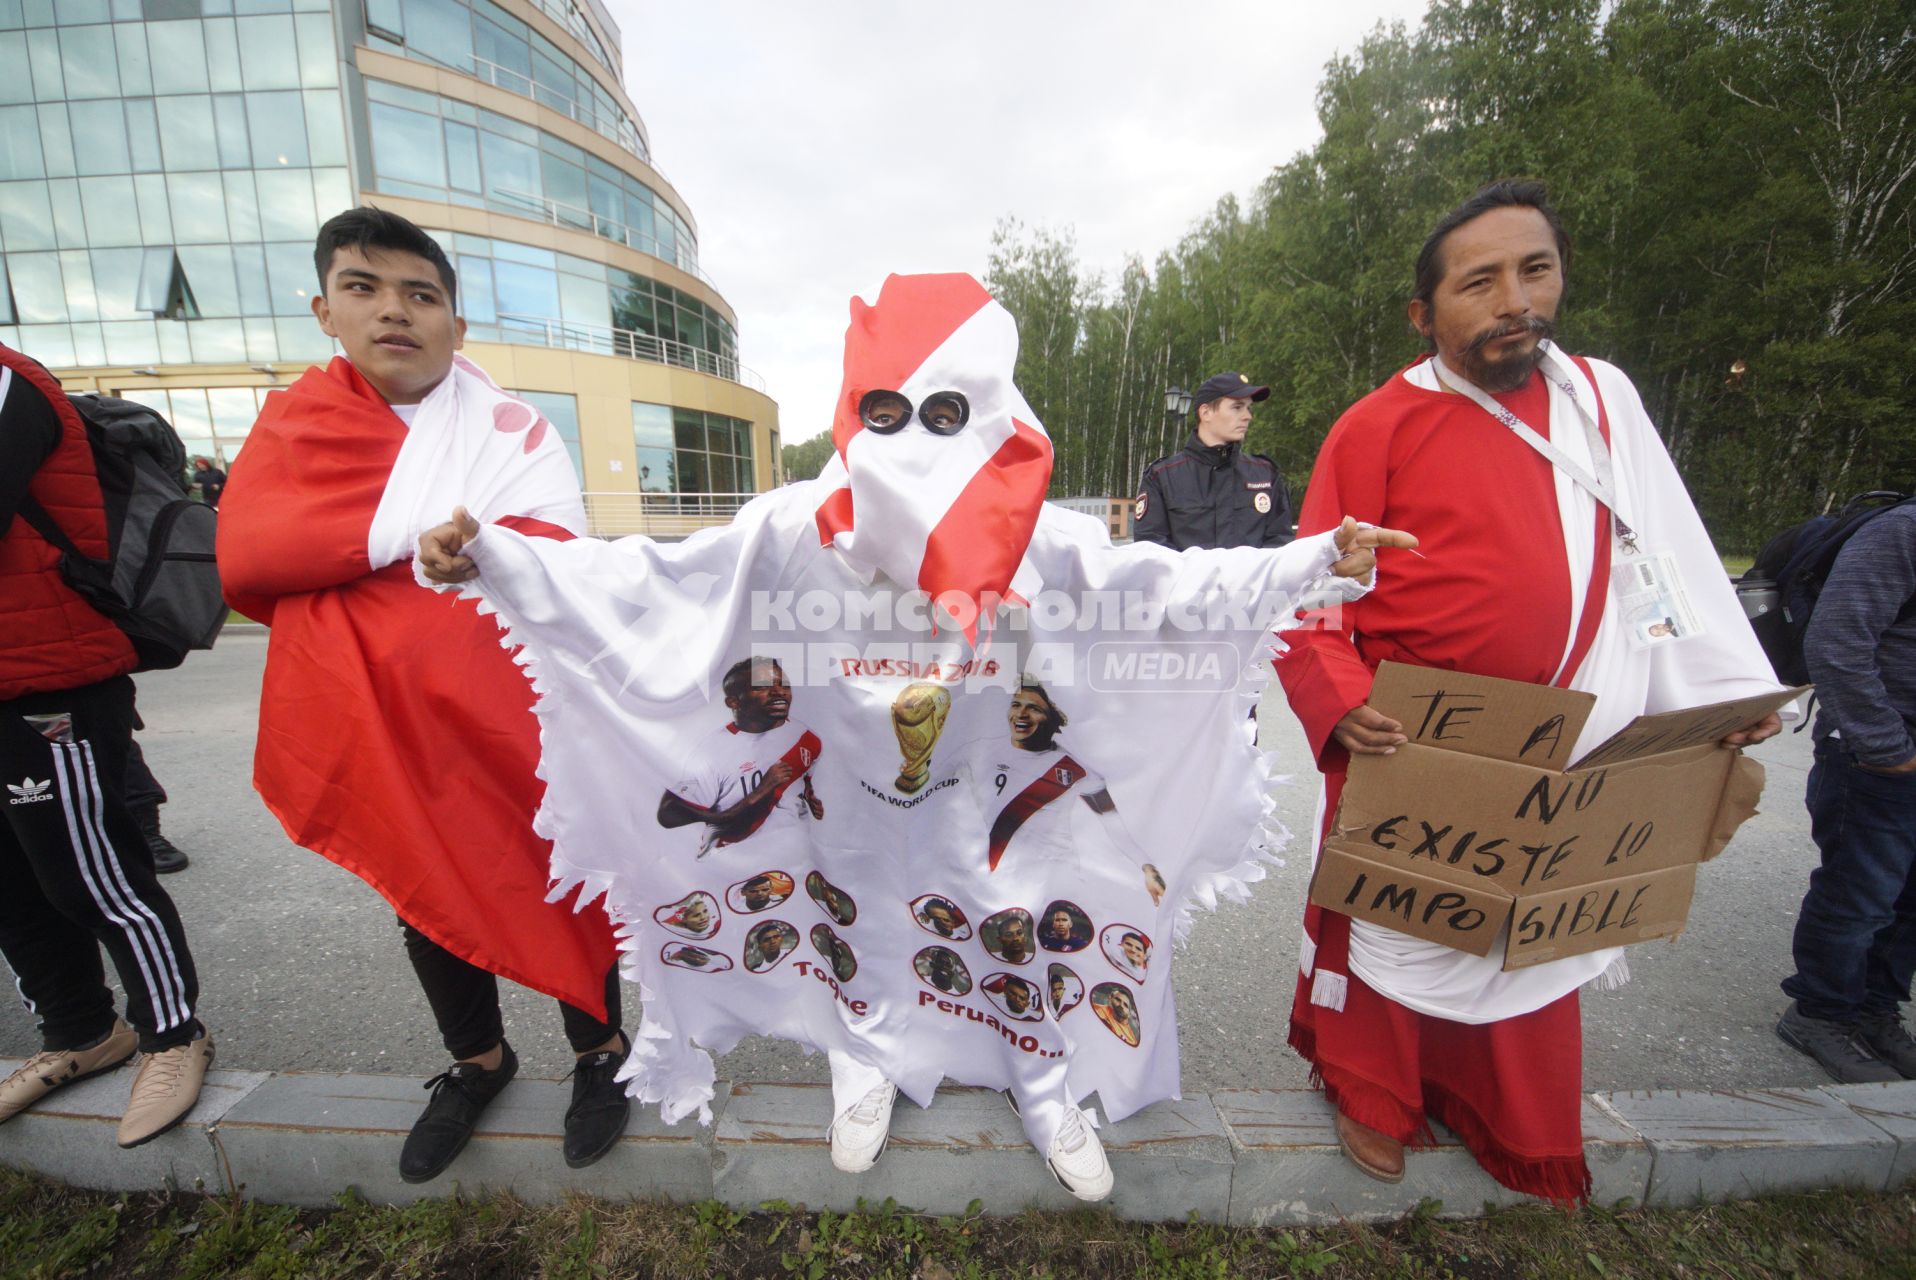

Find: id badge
<box><xmin>1612</xmin><ymin>550</ymin><xmax>1703</xmax><ymax>649</ymax></box>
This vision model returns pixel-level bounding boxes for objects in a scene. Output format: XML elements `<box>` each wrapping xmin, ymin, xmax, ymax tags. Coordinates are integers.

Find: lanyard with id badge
<box><xmin>1433</xmin><ymin>342</ymin><xmax>1702</xmax><ymax>651</ymax></box>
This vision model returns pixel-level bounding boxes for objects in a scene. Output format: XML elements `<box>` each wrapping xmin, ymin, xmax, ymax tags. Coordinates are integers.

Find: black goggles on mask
<box><xmin>858</xmin><ymin>389</ymin><xmax>971</xmax><ymax>436</ymax></box>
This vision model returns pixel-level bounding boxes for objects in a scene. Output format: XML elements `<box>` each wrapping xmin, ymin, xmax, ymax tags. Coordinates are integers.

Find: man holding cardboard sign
<box><xmin>1274</xmin><ymin>180</ymin><xmax>1786</xmax><ymax>1202</ymax></box>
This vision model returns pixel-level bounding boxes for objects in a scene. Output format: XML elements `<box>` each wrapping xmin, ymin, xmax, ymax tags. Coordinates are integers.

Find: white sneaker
<box><xmin>1046</xmin><ymin>1104</ymin><xmax>1113</xmax><ymax>1201</ymax></box>
<box><xmin>829</xmin><ymin>1081</ymin><xmax>896</xmax><ymax>1173</ymax></box>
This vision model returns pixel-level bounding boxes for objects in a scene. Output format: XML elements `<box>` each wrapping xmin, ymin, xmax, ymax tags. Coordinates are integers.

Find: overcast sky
<box><xmin>608</xmin><ymin>0</ymin><xmax>1430</xmax><ymax>446</ymax></box>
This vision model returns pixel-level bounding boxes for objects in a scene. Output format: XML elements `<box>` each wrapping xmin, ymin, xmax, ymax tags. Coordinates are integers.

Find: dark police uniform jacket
<box><xmin>1133</xmin><ymin>434</ymin><xmax>1293</xmax><ymax>550</ymax></box>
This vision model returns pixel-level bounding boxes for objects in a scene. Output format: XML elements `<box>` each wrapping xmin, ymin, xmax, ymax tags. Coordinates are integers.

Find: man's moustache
<box><xmin>1467</xmin><ymin>315</ymin><xmax>1555</xmax><ymax>354</ymax></box>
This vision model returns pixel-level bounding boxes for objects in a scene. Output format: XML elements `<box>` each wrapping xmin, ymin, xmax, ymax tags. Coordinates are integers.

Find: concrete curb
<box><xmin>1</xmin><ymin>1059</ymin><xmax>1909</xmax><ymax>1223</ymax></box>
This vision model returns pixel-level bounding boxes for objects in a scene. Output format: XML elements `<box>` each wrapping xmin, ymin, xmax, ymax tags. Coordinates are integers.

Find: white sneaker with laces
<box><xmin>1046</xmin><ymin>1104</ymin><xmax>1113</xmax><ymax>1201</ymax></box>
<box><xmin>829</xmin><ymin>1081</ymin><xmax>897</xmax><ymax>1173</ymax></box>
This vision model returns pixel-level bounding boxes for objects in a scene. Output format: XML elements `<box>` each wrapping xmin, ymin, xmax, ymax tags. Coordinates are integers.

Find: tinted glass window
<box><xmin>236</xmin><ymin>15</ymin><xmax>300</xmax><ymax>90</ymax></box>
<box><xmin>145</xmin><ymin>20</ymin><xmax>209</xmax><ymax>95</ymax></box>
<box><xmin>370</xmin><ymin>102</ymin><xmax>446</xmax><ymax>187</ymax></box>
<box><xmin>59</xmin><ymin>24</ymin><xmax>120</xmax><ymax>99</ymax></box>
<box><xmin>0</xmin><ymin>105</ymin><xmax>44</xmax><ymax>180</ymax></box>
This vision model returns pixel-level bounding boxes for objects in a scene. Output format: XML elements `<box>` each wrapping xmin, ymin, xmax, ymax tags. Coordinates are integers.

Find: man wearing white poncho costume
<box><xmin>417</xmin><ymin>273</ymin><xmax>1413</xmax><ymax>1200</ymax></box>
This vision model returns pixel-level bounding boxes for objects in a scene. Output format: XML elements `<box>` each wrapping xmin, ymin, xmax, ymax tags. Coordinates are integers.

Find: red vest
<box><xmin>0</xmin><ymin>344</ymin><xmax>136</xmax><ymax>699</ymax></box>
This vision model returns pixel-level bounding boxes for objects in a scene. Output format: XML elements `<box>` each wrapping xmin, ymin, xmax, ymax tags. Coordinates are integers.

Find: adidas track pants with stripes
<box><xmin>0</xmin><ymin>675</ymin><xmax>200</xmax><ymax>1053</ymax></box>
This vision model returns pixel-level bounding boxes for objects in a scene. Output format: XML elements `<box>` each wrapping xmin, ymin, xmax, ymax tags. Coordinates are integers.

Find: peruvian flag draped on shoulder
<box><xmin>218</xmin><ymin>352</ymin><xmax>619</xmax><ymax>1017</ymax></box>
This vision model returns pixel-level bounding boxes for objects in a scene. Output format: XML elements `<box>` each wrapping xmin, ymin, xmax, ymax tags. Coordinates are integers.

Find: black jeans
<box><xmin>1783</xmin><ymin>744</ymin><xmax>1916</xmax><ymax>1021</ymax></box>
<box><xmin>400</xmin><ymin>918</ymin><xmax>621</xmax><ymax>1059</ymax></box>
<box><xmin>0</xmin><ymin>676</ymin><xmax>200</xmax><ymax>1052</ymax></box>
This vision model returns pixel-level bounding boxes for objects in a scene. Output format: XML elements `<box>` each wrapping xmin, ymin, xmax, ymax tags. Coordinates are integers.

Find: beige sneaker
<box><xmin>0</xmin><ymin>1020</ymin><xmax>138</xmax><ymax>1124</ymax></box>
<box><xmin>116</xmin><ymin>1029</ymin><xmax>214</xmax><ymax>1148</ymax></box>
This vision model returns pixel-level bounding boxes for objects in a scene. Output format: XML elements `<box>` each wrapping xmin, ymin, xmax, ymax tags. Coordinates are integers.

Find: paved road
<box><xmin>0</xmin><ymin>635</ymin><xmax>1841</xmax><ymax>1096</ymax></box>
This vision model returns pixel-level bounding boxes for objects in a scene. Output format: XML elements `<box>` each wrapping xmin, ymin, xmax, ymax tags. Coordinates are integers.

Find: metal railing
<box><xmin>526</xmin><ymin>0</ymin><xmax>619</xmax><ymax>79</ymax></box>
<box><xmin>467</xmin><ymin>55</ymin><xmax>649</xmax><ymax>165</ymax></box>
<box><xmin>492</xmin><ymin>313</ymin><xmax>767</xmax><ymax>393</ymax></box>
<box><xmin>490</xmin><ymin>189</ymin><xmax>713</xmax><ymax>291</ymax></box>
<box><xmin>584</xmin><ymin>490</ymin><xmax>758</xmax><ymax>538</ymax></box>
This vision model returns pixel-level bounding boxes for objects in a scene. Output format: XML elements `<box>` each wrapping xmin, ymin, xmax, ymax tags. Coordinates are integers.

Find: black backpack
<box><xmin>20</xmin><ymin>394</ymin><xmax>226</xmax><ymax>672</ymax></box>
<box><xmin>1740</xmin><ymin>490</ymin><xmax>1915</xmax><ymax>686</ymax></box>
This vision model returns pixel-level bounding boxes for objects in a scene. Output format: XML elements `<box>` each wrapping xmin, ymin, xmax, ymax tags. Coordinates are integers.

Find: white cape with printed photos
<box><xmin>432</xmin><ymin>489</ymin><xmax>1364</xmax><ymax>1152</ymax></box>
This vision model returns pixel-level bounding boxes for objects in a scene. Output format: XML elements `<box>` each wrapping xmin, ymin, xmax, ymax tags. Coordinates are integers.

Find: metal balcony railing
<box><xmin>584</xmin><ymin>490</ymin><xmax>758</xmax><ymax>538</ymax></box>
<box><xmin>526</xmin><ymin>0</ymin><xmax>617</xmax><ymax>74</ymax></box>
<box><xmin>468</xmin><ymin>55</ymin><xmax>649</xmax><ymax>165</ymax></box>
<box><xmin>492</xmin><ymin>313</ymin><xmax>767</xmax><ymax>393</ymax></box>
<box><xmin>490</xmin><ymin>189</ymin><xmax>712</xmax><ymax>290</ymax></box>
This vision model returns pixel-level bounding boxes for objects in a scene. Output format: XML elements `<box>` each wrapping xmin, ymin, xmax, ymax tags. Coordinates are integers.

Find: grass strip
<box><xmin>3</xmin><ymin>1168</ymin><xmax>1911</xmax><ymax>1279</ymax></box>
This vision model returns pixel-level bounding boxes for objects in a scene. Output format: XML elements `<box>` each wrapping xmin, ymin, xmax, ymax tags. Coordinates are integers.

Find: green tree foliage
<box><xmin>781</xmin><ymin>431</ymin><xmax>837</xmax><ymax>482</ymax></box>
<box><xmin>986</xmin><ymin>0</ymin><xmax>1913</xmax><ymax>549</ymax></box>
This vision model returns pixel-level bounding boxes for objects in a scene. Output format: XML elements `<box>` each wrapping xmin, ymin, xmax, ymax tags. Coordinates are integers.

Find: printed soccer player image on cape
<box><xmin>415</xmin><ymin>273</ymin><xmax>1409</xmax><ymax>1186</ymax></box>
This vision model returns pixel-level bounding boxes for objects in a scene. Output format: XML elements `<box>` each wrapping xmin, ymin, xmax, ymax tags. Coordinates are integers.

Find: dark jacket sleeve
<box><xmin>0</xmin><ymin>368</ymin><xmax>63</xmax><ymax>532</ymax></box>
<box><xmin>1805</xmin><ymin>511</ymin><xmax>1916</xmax><ymax>766</ymax></box>
<box><xmin>1132</xmin><ymin>465</ymin><xmax>1171</xmax><ymax>547</ymax></box>
<box><xmin>1264</xmin><ymin>462</ymin><xmax>1295</xmax><ymax>548</ymax></box>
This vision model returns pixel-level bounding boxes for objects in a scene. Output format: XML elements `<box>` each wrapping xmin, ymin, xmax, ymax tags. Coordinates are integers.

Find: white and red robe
<box><xmin>1275</xmin><ymin>349</ymin><xmax>1782</xmax><ymax>1203</ymax></box>
<box><xmin>217</xmin><ymin>355</ymin><xmax>619</xmax><ymax>1017</ymax></box>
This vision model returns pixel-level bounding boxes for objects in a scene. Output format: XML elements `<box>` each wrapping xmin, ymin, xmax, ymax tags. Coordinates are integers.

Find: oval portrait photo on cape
<box><xmin>726</xmin><ymin>870</ymin><xmax>794</xmax><ymax>914</ymax></box>
<box><xmin>1090</xmin><ymin>981</ymin><xmax>1141</xmax><ymax>1047</ymax></box>
<box><xmin>1037</xmin><ymin>900</ymin><xmax>1091</xmax><ymax>953</ymax></box>
<box><xmin>805</xmin><ymin>870</ymin><xmax>858</xmax><ymax>925</ymax></box>
<box><xmin>661</xmin><ymin>943</ymin><xmax>733</xmax><ymax>973</ymax></box>
<box><xmin>1101</xmin><ymin>923</ymin><xmax>1152</xmax><ymax>984</ymax></box>
<box><xmin>654</xmin><ymin>890</ymin><xmax>720</xmax><ymax>940</ymax></box>
<box><xmin>910</xmin><ymin>893</ymin><xmax>972</xmax><ymax>941</ymax></box>
<box><xmin>981</xmin><ymin>907</ymin><xmax>1036</xmax><ymax>965</ymax></box>
<box><xmin>742</xmin><ymin>920</ymin><xmax>799</xmax><ymax>973</ymax></box>
<box><xmin>981</xmin><ymin>972</ymin><xmax>1045</xmax><ymax>1023</ymax></box>
<box><xmin>913</xmin><ymin>945</ymin><xmax>972</xmax><ymax>996</ymax></box>
<box><xmin>1047</xmin><ymin>963</ymin><xmax>1084</xmax><ymax>1017</ymax></box>
<box><xmin>809</xmin><ymin>923</ymin><xmax>858</xmax><ymax>982</ymax></box>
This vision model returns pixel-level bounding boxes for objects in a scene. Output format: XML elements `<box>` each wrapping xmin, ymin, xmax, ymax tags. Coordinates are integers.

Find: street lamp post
<box><xmin>1163</xmin><ymin>384</ymin><xmax>1193</xmax><ymax>457</ymax></box>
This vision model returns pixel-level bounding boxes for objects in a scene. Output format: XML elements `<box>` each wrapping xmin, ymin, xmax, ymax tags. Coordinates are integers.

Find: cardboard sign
<box><xmin>1706</xmin><ymin>753</ymin><xmax>1767</xmax><ymax>861</ymax></box>
<box><xmin>1332</xmin><ymin>741</ymin><xmax>1732</xmax><ymax>894</ymax></box>
<box><xmin>1572</xmin><ymin>687</ymin><xmax>1807</xmax><ymax>769</ymax></box>
<box><xmin>1504</xmin><ymin>865</ymin><xmax>1697</xmax><ymax>968</ymax></box>
<box><xmin>1309</xmin><ymin>661</ymin><xmax>1800</xmax><ymax>970</ymax></box>
<box><xmin>1367</xmin><ymin>662</ymin><xmax>1596</xmax><ymax>767</ymax></box>
<box><xmin>1310</xmin><ymin>842</ymin><xmax>1503</xmax><ymax>957</ymax></box>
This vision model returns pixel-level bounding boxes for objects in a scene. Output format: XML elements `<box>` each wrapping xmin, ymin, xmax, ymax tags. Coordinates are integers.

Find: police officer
<box><xmin>1134</xmin><ymin>372</ymin><xmax>1291</xmax><ymax>549</ymax></box>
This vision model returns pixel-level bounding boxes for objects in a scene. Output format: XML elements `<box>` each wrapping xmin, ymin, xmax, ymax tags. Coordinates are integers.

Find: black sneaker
<box><xmin>1859</xmin><ymin>1012</ymin><xmax>1916</xmax><ymax>1079</ymax></box>
<box><xmin>132</xmin><ymin>803</ymin><xmax>189</xmax><ymax>874</ymax></box>
<box><xmin>1776</xmin><ymin>1006</ymin><xmax>1901</xmax><ymax>1084</ymax></box>
<box><xmin>562</xmin><ymin>1033</ymin><xmax>630</xmax><ymax>1169</ymax></box>
<box><xmin>399</xmin><ymin>1040</ymin><xmax>519</xmax><ymax>1183</ymax></box>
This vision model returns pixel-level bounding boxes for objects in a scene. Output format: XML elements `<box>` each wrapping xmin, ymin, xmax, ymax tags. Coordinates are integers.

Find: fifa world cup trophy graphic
<box><xmin>891</xmin><ymin>682</ymin><xmax>952</xmax><ymax>794</ymax></box>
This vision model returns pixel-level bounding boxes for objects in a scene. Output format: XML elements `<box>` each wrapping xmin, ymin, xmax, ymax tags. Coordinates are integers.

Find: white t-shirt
<box><xmin>961</xmin><ymin>739</ymin><xmax>1114</xmax><ymax>869</ymax></box>
<box><xmin>671</xmin><ymin>718</ymin><xmax>820</xmax><ymax>854</ymax></box>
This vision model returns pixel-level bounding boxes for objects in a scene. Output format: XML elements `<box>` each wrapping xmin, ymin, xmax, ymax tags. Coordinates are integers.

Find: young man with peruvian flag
<box><xmin>1276</xmin><ymin>180</ymin><xmax>1786</xmax><ymax>1202</ymax></box>
<box><xmin>217</xmin><ymin>209</ymin><xmax>629</xmax><ymax>1183</ymax></box>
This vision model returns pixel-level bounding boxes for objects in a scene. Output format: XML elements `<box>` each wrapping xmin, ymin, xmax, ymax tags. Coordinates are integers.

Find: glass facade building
<box><xmin>0</xmin><ymin>0</ymin><xmax>779</xmax><ymax>530</ymax></box>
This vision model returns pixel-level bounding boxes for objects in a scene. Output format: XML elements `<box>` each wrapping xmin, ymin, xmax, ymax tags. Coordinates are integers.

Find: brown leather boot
<box><xmin>1334</xmin><ymin>1108</ymin><xmax>1405</xmax><ymax>1183</ymax></box>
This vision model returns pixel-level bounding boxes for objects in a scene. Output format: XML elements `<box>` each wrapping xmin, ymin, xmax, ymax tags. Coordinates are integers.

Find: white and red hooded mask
<box><xmin>813</xmin><ymin>274</ymin><xmax>1052</xmax><ymax>638</ymax></box>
